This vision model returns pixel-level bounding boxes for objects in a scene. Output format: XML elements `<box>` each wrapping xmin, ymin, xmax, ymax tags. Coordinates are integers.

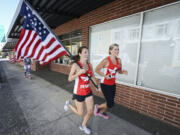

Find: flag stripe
<box><xmin>45</xmin><ymin>37</ymin><xmax>56</xmax><ymax>49</ymax></box>
<box><xmin>32</xmin><ymin>40</ymin><xmax>43</xmax><ymax>59</ymax></box>
<box><xmin>15</xmin><ymin>29</ymin><xmax>28</xmax><ymax>58</ymax></box>
<box><xmin>29</xmin><ymin>38</ymin><xmax>41</xmax><ymax>58</ymax></box>
<box><xmin>17</xmin><ymin>30</ymin><xmax>32</xmax><ymax>59</ymax></box>
<box><xmin>21</xmin><ymin>31</ymin><xmax>36</xmax><ymax>58</ymax></box>
<box><xmin>42</xmin><ymin>44</ymin><xmax>61</xmax><ymax>61</ymax></box>
<box><xmin>39</xmin><ymin>36</ymin><xmax>56</xmax><ymax>61</ymax></box>
<box><xmin>36</xmin><ymin>46</ymin><xmax>44</xmax><ymax>60</ymax></box>
<box><xmin>23</xmin><ymin>32</ymin><xmax>38</xmax><ymax>58</ymax></box>
<box><xmin>41</xmin><ymin>51</ymin><xmax>68</xmax><ymax>65</ymax></box>
<box><xmin>44</xmin><ymin>47</ymin><xmax>66</xmax><ymax>62</ymax></box>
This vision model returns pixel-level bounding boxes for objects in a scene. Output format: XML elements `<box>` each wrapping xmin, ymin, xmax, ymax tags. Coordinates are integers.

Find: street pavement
<box><xmin>0</xmin><ymin>60</ymin><xmax>179</xmax><ymax>135</ymax></box>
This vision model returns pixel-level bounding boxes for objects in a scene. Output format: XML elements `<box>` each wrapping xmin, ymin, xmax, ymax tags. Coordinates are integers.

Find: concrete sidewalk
<box><xmin>0</xmin><ymin>61</ymin><xmax>179</xmax><ymax>135</ymax></box>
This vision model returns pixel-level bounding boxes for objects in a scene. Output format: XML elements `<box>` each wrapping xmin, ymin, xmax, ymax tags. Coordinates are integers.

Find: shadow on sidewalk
<box><xmin>32</xmin><ymin>69</ymin><xmax>180</xmax><ymax>135</ymax></box>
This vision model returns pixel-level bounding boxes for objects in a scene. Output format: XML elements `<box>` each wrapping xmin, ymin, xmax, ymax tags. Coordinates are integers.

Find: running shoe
<box><xmin>79</xmin><ymin>125</ymin><xmax>91</xmax><ymax>134</ymax></box>
<box><xmin>99</xmin><ymin>112</ymin><xmax>110</xmax><ymax>119</ymax></box>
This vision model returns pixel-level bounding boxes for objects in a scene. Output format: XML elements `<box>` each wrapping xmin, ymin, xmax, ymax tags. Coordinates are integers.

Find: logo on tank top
<box><xmin>108</xmin><ymin>67</ymin><xmax>117</xmax><ymax>78</ymax></box>
<box><xmin>80</xmin><ymin>84</ymin><xmax>90</xmax><ymax>89</ymax></box>
<box><xmin>80</xmin><ymin>76</ymin><xmax>89</xmax><ymax>82</ymax></box>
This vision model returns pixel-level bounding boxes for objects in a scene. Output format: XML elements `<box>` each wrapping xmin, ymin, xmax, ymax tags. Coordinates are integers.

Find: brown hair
<box><xmin>109</xmin><ymin>43</ymin><xmax>119</xmax><ymax>55</ymax></box>
<box><xmin>72</xmin><ymin>46</ymin><xmax>88</xmax><ymax>63</ymax></box>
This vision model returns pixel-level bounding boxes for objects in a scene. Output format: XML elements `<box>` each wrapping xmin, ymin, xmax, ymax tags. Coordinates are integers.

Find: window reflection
<box><xmin>53</xmin><ymin>29</ymin><xmax>82</xmax><ymax>65</ymax></box>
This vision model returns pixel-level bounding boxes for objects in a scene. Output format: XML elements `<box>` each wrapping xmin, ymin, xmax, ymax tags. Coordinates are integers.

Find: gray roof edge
<box><xmin>6</xmin><ymin>0</ymin><xmax>24</xmax><ymax>38</ymax></box>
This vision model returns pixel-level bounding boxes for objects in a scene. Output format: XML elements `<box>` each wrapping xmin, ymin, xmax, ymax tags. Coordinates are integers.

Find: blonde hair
<box><xmin>109</xmin><ymin>43</ymin><xmax>119</xmax><ymax>55</ymax></box>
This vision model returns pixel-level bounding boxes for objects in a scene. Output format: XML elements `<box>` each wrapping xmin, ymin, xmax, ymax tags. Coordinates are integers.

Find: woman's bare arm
<box><xmin>68</xmin><ymin>63</ymin><xmax>86</xmax><ymax>81</ymax></box>
<box><xmin>95</xmin><ymin>58</ymin><xmax>111</xmax><ymax>79</ymax></box>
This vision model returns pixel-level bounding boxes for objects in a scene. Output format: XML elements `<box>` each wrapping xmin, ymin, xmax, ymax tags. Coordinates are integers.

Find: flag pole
<box><xmin>24</xmin><ymin>0</ymin><xmax>98</xmax><ymax>89</ymax></box>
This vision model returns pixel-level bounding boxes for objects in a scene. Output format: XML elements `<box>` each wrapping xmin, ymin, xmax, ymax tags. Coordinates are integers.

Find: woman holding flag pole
<box><xmin>64</xmin><ymin>46</ymin><xmax>100</xmax><ymax>135</ymax></box>
<box><xmin>17</xmin><ymin>2</ymin><xmax>100</xmax><ymax>134</ymax></box>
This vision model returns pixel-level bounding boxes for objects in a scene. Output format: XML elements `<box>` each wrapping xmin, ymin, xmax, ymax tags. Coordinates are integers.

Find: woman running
<box><xmin>64</xmin><ymin>46</ymin><xmax>99</xmax><ymax>134</ymax></box>
<box><xmin>94</xmin><ymin>43</ymin><xmax>128</xmax><ymax>119</ymax></box>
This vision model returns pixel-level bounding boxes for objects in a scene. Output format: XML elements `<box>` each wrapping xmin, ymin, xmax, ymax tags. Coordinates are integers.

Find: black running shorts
<box><xmin>72</xmin><ymin>91</ymin><xmax>93</xmax><ymax>102</ymax></box>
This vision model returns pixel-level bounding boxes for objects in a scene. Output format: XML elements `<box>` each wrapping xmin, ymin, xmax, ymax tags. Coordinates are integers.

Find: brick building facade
<box><xmin>49</xmin><ymin>0</ymin><xmax>180</xmax><ymax>128</ymax></box>
<box><xmin>7</xmin><ymin>0</ymin><xmax>180</xmax><ymax>128</ymax></box>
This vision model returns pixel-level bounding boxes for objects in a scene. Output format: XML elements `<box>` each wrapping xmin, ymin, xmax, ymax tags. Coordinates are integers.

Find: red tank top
<box><xmin>101</xmin><ymin>56</ymin><xmax>121</xmax><ymax>85</ymax></box>
<box><xmin>73</xmin><ymin>61</ymin><xmax>93</xmax><ymax>96</ymax></box>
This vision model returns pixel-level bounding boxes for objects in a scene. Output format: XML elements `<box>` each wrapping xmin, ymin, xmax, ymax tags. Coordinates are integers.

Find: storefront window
<box><xmin>138</xmin><ymin>3</ymin><xmax>180</xmax><ymax>94</ymax></box>
<box><xmin>90</xmin><ymin>14</ymin><xmax>141</xmax><ymax>84</ymax></box>
<box><xmin>53</xmin><ymin>29</ymin><xmax>82</xmax><ymax>65</ymax></box>
<box><xmin>90</xmin><ymin>2</ymin><xmax>180</xmax><ymax>95</ymax></box>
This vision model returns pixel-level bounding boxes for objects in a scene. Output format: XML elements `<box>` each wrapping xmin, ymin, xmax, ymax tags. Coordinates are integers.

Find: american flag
<box><xmin>14</xmin><ymin>1</ymin><xmax>69</xmax><ymax>65</ymax></box>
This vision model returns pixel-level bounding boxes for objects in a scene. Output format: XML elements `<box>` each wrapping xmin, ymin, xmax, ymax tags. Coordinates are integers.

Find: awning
<box><xmin>7</xmin><ymin>0</ymin><xmax>115</xmax><ymax>39</ymax></box>
<box><xmin>2</xmin><ymin>39</ymin><xmax>18</xmax><ymax>52</ymax></box>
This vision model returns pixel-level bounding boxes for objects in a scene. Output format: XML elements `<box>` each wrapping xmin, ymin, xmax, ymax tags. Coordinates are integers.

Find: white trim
<box><xmin>95</xmin><ymin>75</ymin><xmax>180</xmax><ymax>98</ymax></box>
<box><xmin>134</xmin><ymin>12</ymin><xmax>144</xmax><ymax>85</ymax></box>
<box><xmin>116</xmin><ymin>80</ymin><xmax>180</xmax><ymax>99</ymax></box>
<box><xmin>73</xmin><ymin>76</ymin><xmax>79</xmax><ymax>94</ymax></box>
<box><xmin>89</xmin><ymin>27</ymin><xmax>92</xmax><ymax>62</ymax></box>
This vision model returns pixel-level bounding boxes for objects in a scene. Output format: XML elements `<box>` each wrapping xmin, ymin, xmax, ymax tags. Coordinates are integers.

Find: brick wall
<box><xmin>50</xmin><ymin>63</ymin><xmax>71</xmax><ymax>75</ymax></box>
<box><xmin>31</xmin><ymin>61</ymin><xmax>37</xmax><ymax>71</ymax></box>
<box><xmin>92</xmin><ymin>83</ymin><xmax>180</xmax><ymax>127</ymax></box>
<box><xmin>116</xmin><ymin>85</ymin><xmax>180</xmax><ymax>127</ymax></box>
<box><xmin>53</xmin><ymin>0</ymin><xmax>180</xmax><ymax>127</ymax></box>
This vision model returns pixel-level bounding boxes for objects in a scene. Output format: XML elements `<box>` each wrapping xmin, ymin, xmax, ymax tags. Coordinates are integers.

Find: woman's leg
<box><xmin>24</xmin><ymin>65</ymin><xmax>28</xmax><ymax>77</ymax></box>
<box><xmin>99</xmin><ymin>84</ymin><xmax>116</xmax><ymax>110</ymax></box>
<box><xmin>69</xmin><ymin>100</ymin><xmax>84</xmax><ymax>116</ymax></box>
<box><xmin>94</xmin><ymin>85</ymin><xmax>116</xmax><ymax>119</ymax></box>
<box><xmin>82</xmin><ymin>96</ymin><xmax>94</xmax><ymax>126</ymax></box>
<box><xmin>98</xmin><ymin>102</ymin><xmax>107</xmax><ymax>113</ymax></box>
<box><xmin>95</xmin><ymin>84</ymin><xmax>109</xmax><ymax>113</ymax></box>
<box><xmin>27</xmin><ymin>65</ymin><xmax>31</xmax><ymax>76</ymax></box>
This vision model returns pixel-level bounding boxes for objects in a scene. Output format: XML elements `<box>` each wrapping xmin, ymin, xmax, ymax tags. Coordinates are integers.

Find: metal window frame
<box><xmin>134</xmin><ymin>12</ymin><xmax>144</xmax><ymax>86</ymax></box>
<box><xmin>54</xmin><ymin>29</ymin><xmax>82</xmax><ymax>65</ymax></box>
